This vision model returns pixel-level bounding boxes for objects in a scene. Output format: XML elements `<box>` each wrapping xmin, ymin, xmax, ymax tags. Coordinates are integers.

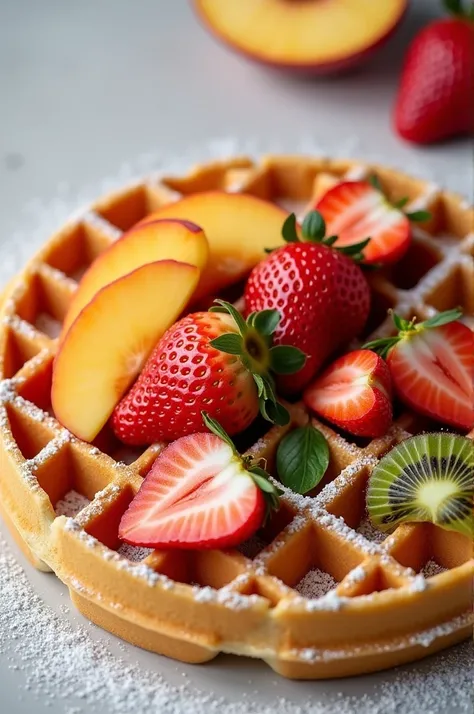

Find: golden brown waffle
<box><xmin>0</xmin><ymin>155</ymin><xmax>472</xmax><ymax>680</ymax></box>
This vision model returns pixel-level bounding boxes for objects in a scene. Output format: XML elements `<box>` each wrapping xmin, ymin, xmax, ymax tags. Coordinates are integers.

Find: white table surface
<box><xmin>0</xmin><ymin>1</ymin><xmax>473</xmax><ymax>713</ymax></box>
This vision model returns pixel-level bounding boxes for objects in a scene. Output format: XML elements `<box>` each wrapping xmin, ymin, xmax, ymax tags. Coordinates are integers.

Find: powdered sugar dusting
<box><xmin>422</xmin><ymin>560</ymin><xmax>447</xmax><ymax>578</ymax></box>
<box><xmin>55</xmin><ymin>490</ymin><xmax>91</xmax><ymax>518</ymax></box>
<box><xmin>295</xmin><ymin>568</ymin><xmax>337</xmax><ymax>599</ymax></box>
<box><xmin>356</xmin><ymin>517</ymin><xmax>386</xmax><ymax>544</ymax></box>
<box><xmin>116</xmin><ymin>543</ymin><xmax>153</xmax><ymax>562</ymax></box>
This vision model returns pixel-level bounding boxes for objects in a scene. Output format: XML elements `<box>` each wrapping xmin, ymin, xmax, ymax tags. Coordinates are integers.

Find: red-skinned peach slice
<box><xmin>52</xmin><ymin>260</ymin><xmax>200</xmax><ymax>442</ymax></box>
<box><xmin>137</xmin><ymin>191</ymin><xmax>288</xmax><ymax>298</ymax></box>
<box><xmin>61</xmin><ymin>219</ymin><xmax>208</xmax><ymax>338</ymax></box>
<box><xmin>194</xmin><ymin>0</ymin><xmax>407</xmax><ymax>74</ymax></box>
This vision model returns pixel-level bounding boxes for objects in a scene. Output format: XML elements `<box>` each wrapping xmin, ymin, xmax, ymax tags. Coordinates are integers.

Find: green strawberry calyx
<box><xmin>208</xmin><ymin>299</ymin><xmax>306</xmax><ymax>427</ymax></box>
<box><xmin>368</xmin><ymin>174</ymin><xmax>432</xmax><ymax>224</ymax></box>
<box><xmin>443</xmin><ymin>0</ymin><xmax>474</xmax><ymax>21</ymax></box>
<box><xmin>201</xmin><ymin>411</ymin><xmax>282</xmax><ymax>521</ymax></box>
<box><xmin>276</xmin><ymin>210</ymin><xmax>371</xmax><ymax>263</ymax></box>
<box><xmin>363</xmin><ymin>308</ymin><xmax>463</xmax><ymax>359</ymax></box>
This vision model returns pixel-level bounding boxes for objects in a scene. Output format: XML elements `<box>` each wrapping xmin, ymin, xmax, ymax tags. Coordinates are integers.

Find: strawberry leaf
<box><xmin>201</xmin><ymin>411</ymin><xmax>238</xmax><ymax>454</ymax></box>
<box><xmin>337</xmin><ymin>237</ymin><xmax>371</xmax><ymax>258</ymax></box>
<box><xmin>406</xmin><ymin>210</ymin><xmax>432</xmax><ymax>223</ymax></box>
<box><xmin>302</xmin><ymin>211</ymin><xmax>326</xmax><ymax>242</ymax></box>
<box><xmin>253</xmin><ymin>309</ymin><xmax>280</xmax><ymax>336</ymax></box>
<box><xmin>269</xmin><ymin>345</ymin><xmax>307</xmax><ymax>374</ymax></box>
<box><xmin>368</xmin><ymin>174</ymin><xmax>383</xmax><ymax>192</ymax></box>
<box><xmin>422</xmin><ymin>308</ymin><xmax>463</xmax><ymax>329</ymax></box>
<box><xmin>210</xmin><ymin>299</ymin><xmax>248</xmax><ymax>336</ymax></box>
<box><xmin>282</xmin><ymin>213</ymin><xmax>299</xmax><ymax>243</ymax></box>
<box><xmin>276</xmin><ymin>425</ymin><xmax>329</xmax><ymax>495</ymax></box>
<box><xmin>248</xmin><ymin>467</ymin><xmax>276</xmax><ymax>493</ymax></box>
<box><xmin>261</xmin><ymin>399</ymin><xmax>290</xmax><ymax>427</ymax></box>
<box><xmin>323</xmin><ymin>235</ymin><xmax>338</xmax><ymax>246</ymax></box>
<box><xmin>394</xmin><ymin>197</ymin><xmax>410</xmax><ymax>209</ymax></box>
<box><xmin>210</xmin><ymin>333</ymin><xmax>243</xmax><ymax>355</ymax></box>
<box><xmin>252</xmin><ymin>372</ymin><xmax>266</xmax><ymax>398</ymax></box>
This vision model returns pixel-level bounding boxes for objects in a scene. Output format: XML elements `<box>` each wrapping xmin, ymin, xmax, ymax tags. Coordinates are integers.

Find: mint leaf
<box><xmin>302</xmin><ymin>211</ymin><xmax>326</xmax><ymax>242</ymax></box>
<box><xmin>269</xmin><ymin>345</ymin><xmax>306</xmax><ymax>375</ymax></box>
<box><xmin>210</xmin><ymin>333</ymin><xmax>243</xmax><ymax>355</ymax></box>
<box><xmin>282</xmin><ymin>213</ymin><xmax>299</xmax><ymax>243</ymax></box>
<box><xmin>422</xmin><ymin>308</ymin><xmax>463</xmax><ymax>329</ymax></box>
<box><xmin>276</xmin><ymin>425</ymin><xmax>329</xmax><ymax>495</ymax></box>
<box><xmin>253</xmin><ymin>309</ymin><xmax>280</xmax><ymax>336</ymax></box>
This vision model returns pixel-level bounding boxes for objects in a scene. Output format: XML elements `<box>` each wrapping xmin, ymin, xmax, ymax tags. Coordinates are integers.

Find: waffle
<box><xmin>0</xmin><ymin>155</ymin><xmax>472</xmax><ymax>680</ymax></box>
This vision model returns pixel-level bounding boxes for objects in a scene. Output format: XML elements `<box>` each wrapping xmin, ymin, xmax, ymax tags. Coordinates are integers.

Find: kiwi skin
<box><xmin>367</xmin><ymin>432</ymin><xmax>474</xmax><ymax>538</ymax></box>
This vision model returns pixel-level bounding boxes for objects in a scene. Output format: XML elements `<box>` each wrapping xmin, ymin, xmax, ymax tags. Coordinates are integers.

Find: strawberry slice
<box><xmin>314</xmin><ymin>180</ymin><xmax>419</xmax><ymax>265</ymax></box>
<box><xmin>303</xmin><ymin>349</ymin><xmax>393</xmax><ymax>438</ymax></box>
<box><xmin>365</xmin><ymin>310</ymin><xmax>474</xmax><ymax>431</ymax></box>
<box><xmin>118</xmin><ymin>413</ymin><xmax>280</xmax><ymax>549</ymax></box>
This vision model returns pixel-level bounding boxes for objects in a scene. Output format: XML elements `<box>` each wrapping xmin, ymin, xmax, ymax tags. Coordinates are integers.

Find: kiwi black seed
<box><xmin>367</xmin><ymin>433</ymin><xmax>474</xmax><ymax>538</ymax></box>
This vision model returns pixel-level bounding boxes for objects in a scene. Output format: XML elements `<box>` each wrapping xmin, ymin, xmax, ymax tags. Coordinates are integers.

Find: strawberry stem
<box><xmin>363</xmin><ymin>308</ymin><xmax>464</xmax><ymax>357</ymax></box>
<box><xmin>201</xmin><ymin>411</ymin><xmax>282</xmax><ymax>518</ymax></box>
<box><xmin>209</xmin><ymin>299</ymin><xmax>306</xmax><ymax>427</ymax></box>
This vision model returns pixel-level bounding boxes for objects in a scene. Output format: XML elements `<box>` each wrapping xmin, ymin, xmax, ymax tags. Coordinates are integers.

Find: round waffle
<box><xmin>0</xmin><ymin>155</ymin><xmax>472</xmax><ymax>680</ymax></box>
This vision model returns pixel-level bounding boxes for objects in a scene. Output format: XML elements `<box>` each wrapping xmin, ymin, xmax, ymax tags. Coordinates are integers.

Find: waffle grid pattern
<box><xmin>0</xmin><ymin>155</ymin><xmax>472</xmax><ymax>679</ymax></box>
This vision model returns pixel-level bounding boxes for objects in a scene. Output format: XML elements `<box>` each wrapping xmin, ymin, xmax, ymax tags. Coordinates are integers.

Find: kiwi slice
<box><xmin>367</xmin><ymin>433</ymin><xmax>474</xmax><ymax>538</ymax></box>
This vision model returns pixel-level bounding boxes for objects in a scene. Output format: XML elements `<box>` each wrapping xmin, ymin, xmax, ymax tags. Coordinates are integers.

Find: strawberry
<box><xmin>394</xmin><ymin>0</ymin><xmax>474</xmax><ymax>144</ymax></box>
<box><xmin>244</xmin><ymin>211</ymin><xmax>371</xmax><ymax>394</ymax></box>
<box><xmin>118</xmin><ymin>412</ymin><xmax>281</xmax><ymax>549</ymax></box>
<box><xmin>313</xmin><ymin>178</ymin><xmax>431</xmax><ymax>266</ymax></box>
<box><xmin>112</xmin><ymin>300</ymin><xmax>305</xmax><ymax>445</ymax></box>
<box><xmin>303</xmin><ymin>349</ymin><xmax>393</xmax><ymax>438</ymax></box>
<box><xmin>365</xmin><ymin>309</ymin><xmax>474</xmax><ymax>431</ymax></box>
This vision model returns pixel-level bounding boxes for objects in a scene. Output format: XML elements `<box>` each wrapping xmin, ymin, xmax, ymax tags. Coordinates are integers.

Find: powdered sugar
<box><xmin>356</xmin><ymin>517</ymin><xmax>386</xmax><ymax>544</ymax></box>
<box><xmin>422</xmin><ymin>560</ymin><xmax>447</xmax><ymax>578</ymax></box>
<box><xmin>116</xmin><ymin>543</ymin><xmax>153</xmax><ymax>562</ymax></box>
<box><xmin>295</xmin><ymin>568</ymin><xmax>337</xmax><ymax>599</ymax></box>
<box><xmin>55</xmin><ymin>491</ymin><xmax>91</xmax><ymax>518</ymax></box>
<box><xmin>34</xmin><ymin>312</ymin><xmax>62</xmax><ymax>339</ymax></box>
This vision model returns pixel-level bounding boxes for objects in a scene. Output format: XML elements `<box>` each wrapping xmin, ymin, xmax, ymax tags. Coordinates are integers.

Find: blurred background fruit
<box><xmin>194</xmin><ymin>0</ymin><xmax>408</xmax><ymax>74</ymax></box>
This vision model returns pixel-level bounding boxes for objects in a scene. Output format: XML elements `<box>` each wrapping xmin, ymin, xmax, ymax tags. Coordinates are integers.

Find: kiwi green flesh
<box><xmin>367</xmin><ymin>433</ymin><xmax>474</xmax><ymax>538</ymax></box>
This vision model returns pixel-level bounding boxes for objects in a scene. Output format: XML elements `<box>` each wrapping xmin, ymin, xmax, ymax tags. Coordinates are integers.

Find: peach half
<box><xmin>138</xmin><ymin>191</ymin><xmax>288</xmax><ymax>298</ymax></box>
<box><xmin>52</xmin><ymin>260</ymin><xmax>200</xmax><ymax>442</ymax></box>
<box><xmin>194</xmin><ymin>0</ymin><xmax>408</xmax><ymax>74</ymax></box>
<box><xmin>61</xmin><ymin>219</ymin><xmax>208</xmax><ymax>338</ymax></box>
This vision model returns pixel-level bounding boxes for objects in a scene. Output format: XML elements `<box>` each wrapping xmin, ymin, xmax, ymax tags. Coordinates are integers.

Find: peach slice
<box><xmin>62</xmin><ymin>219</ymin><xmax>208</xmax><ymax>338</ymax></box>
<box><xmin>52</xmin><ymin>260</ymin><xmax>200</xmax><ymax>442</ymax></box>
<box><xmin>194</xmin><ymin>0</ymin><xmax>407</xmax><ymax>74</ymax></box>
<box><xmin>138</xmin><ymin>191</ymin><xmax>288</xmax><ymax>298</ymax></box>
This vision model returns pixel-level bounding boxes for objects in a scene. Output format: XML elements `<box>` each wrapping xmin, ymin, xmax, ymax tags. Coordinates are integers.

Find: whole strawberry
<box><xmin>244</xmin><ymin>211</ymin><xmax>371</xmax><ymax>394</ymax></box>
<box><xmin>394</xmin><ymin>0</ymin><xmax>474</xmax><ymax>144</ymax></box>
<box><xmin>112</xmin><ymin>300</ymin><xmax>305</xmax><ymax>445</ymax></box>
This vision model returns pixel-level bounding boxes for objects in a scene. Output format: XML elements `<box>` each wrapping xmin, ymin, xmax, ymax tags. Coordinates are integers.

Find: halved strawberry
<box><xmin>118</xmin><ymin>413</ymin><xmax>280</xmax><ymax>549</ymax></box>
<box><xmin>303</xmin><ymin>349</ymin><xmax>393</xmax><ymax>438</ymax></box>
<box><xmin>313</xmin><ymin>179</ymin><xmax>430</xmax><ymax>265</ymax></box>
<box><xmin>365</xmin><ymin>310</ymin><xmax>474</xmax><ymax>431</ymax></box>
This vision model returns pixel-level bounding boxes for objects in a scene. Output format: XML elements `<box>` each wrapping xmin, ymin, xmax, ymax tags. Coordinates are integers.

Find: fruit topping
<box><xmin>394</xmin><ymin>0</ymin><xmax>474</xmax><ymax>144</ymax></box>
<box><xmin>365</xmin><ymin>309</ymin><xmax>474</xmax><ymax>431</ymax></box>
<box><xmin>303</xmin><ymin>349</ymin><xmax>393</xmax><ymax>438</ymax></box>
<box><xmin>367</xmin><ymin>432</ymin><xmax>474</xmax><ymax>537</ymax></box>
<box><xmin>313</xmin><ymin>177</ymin><xmax>431</xmax><ymax>266</ymax></box>
<box><xmin>112</xmin><ymin>300</ymin><xmax>306</xmax><ymax>445</ymax></box>
<box><xmin>118</xmin><ymin>412</ymin><xmax>281</xmax><ymax>549</ymax></box>
<box><xmin>244</xmin><ymin>210</ymin><xmax>371</xmax><ymax>394</ymax></box>
<box><xmin>136</xmin><ymin>191</ymin><xmax>288</xmax><ymax>300</ymax></box>
<box><xmin>62</xmin><ymin>218</ymin><xmax>209</xmax><ymax>338</ymax></box>
<box><xmin>52</xmin><ymin>260</ymin><xmax>201</xmax><ymax>442</ymax></box>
